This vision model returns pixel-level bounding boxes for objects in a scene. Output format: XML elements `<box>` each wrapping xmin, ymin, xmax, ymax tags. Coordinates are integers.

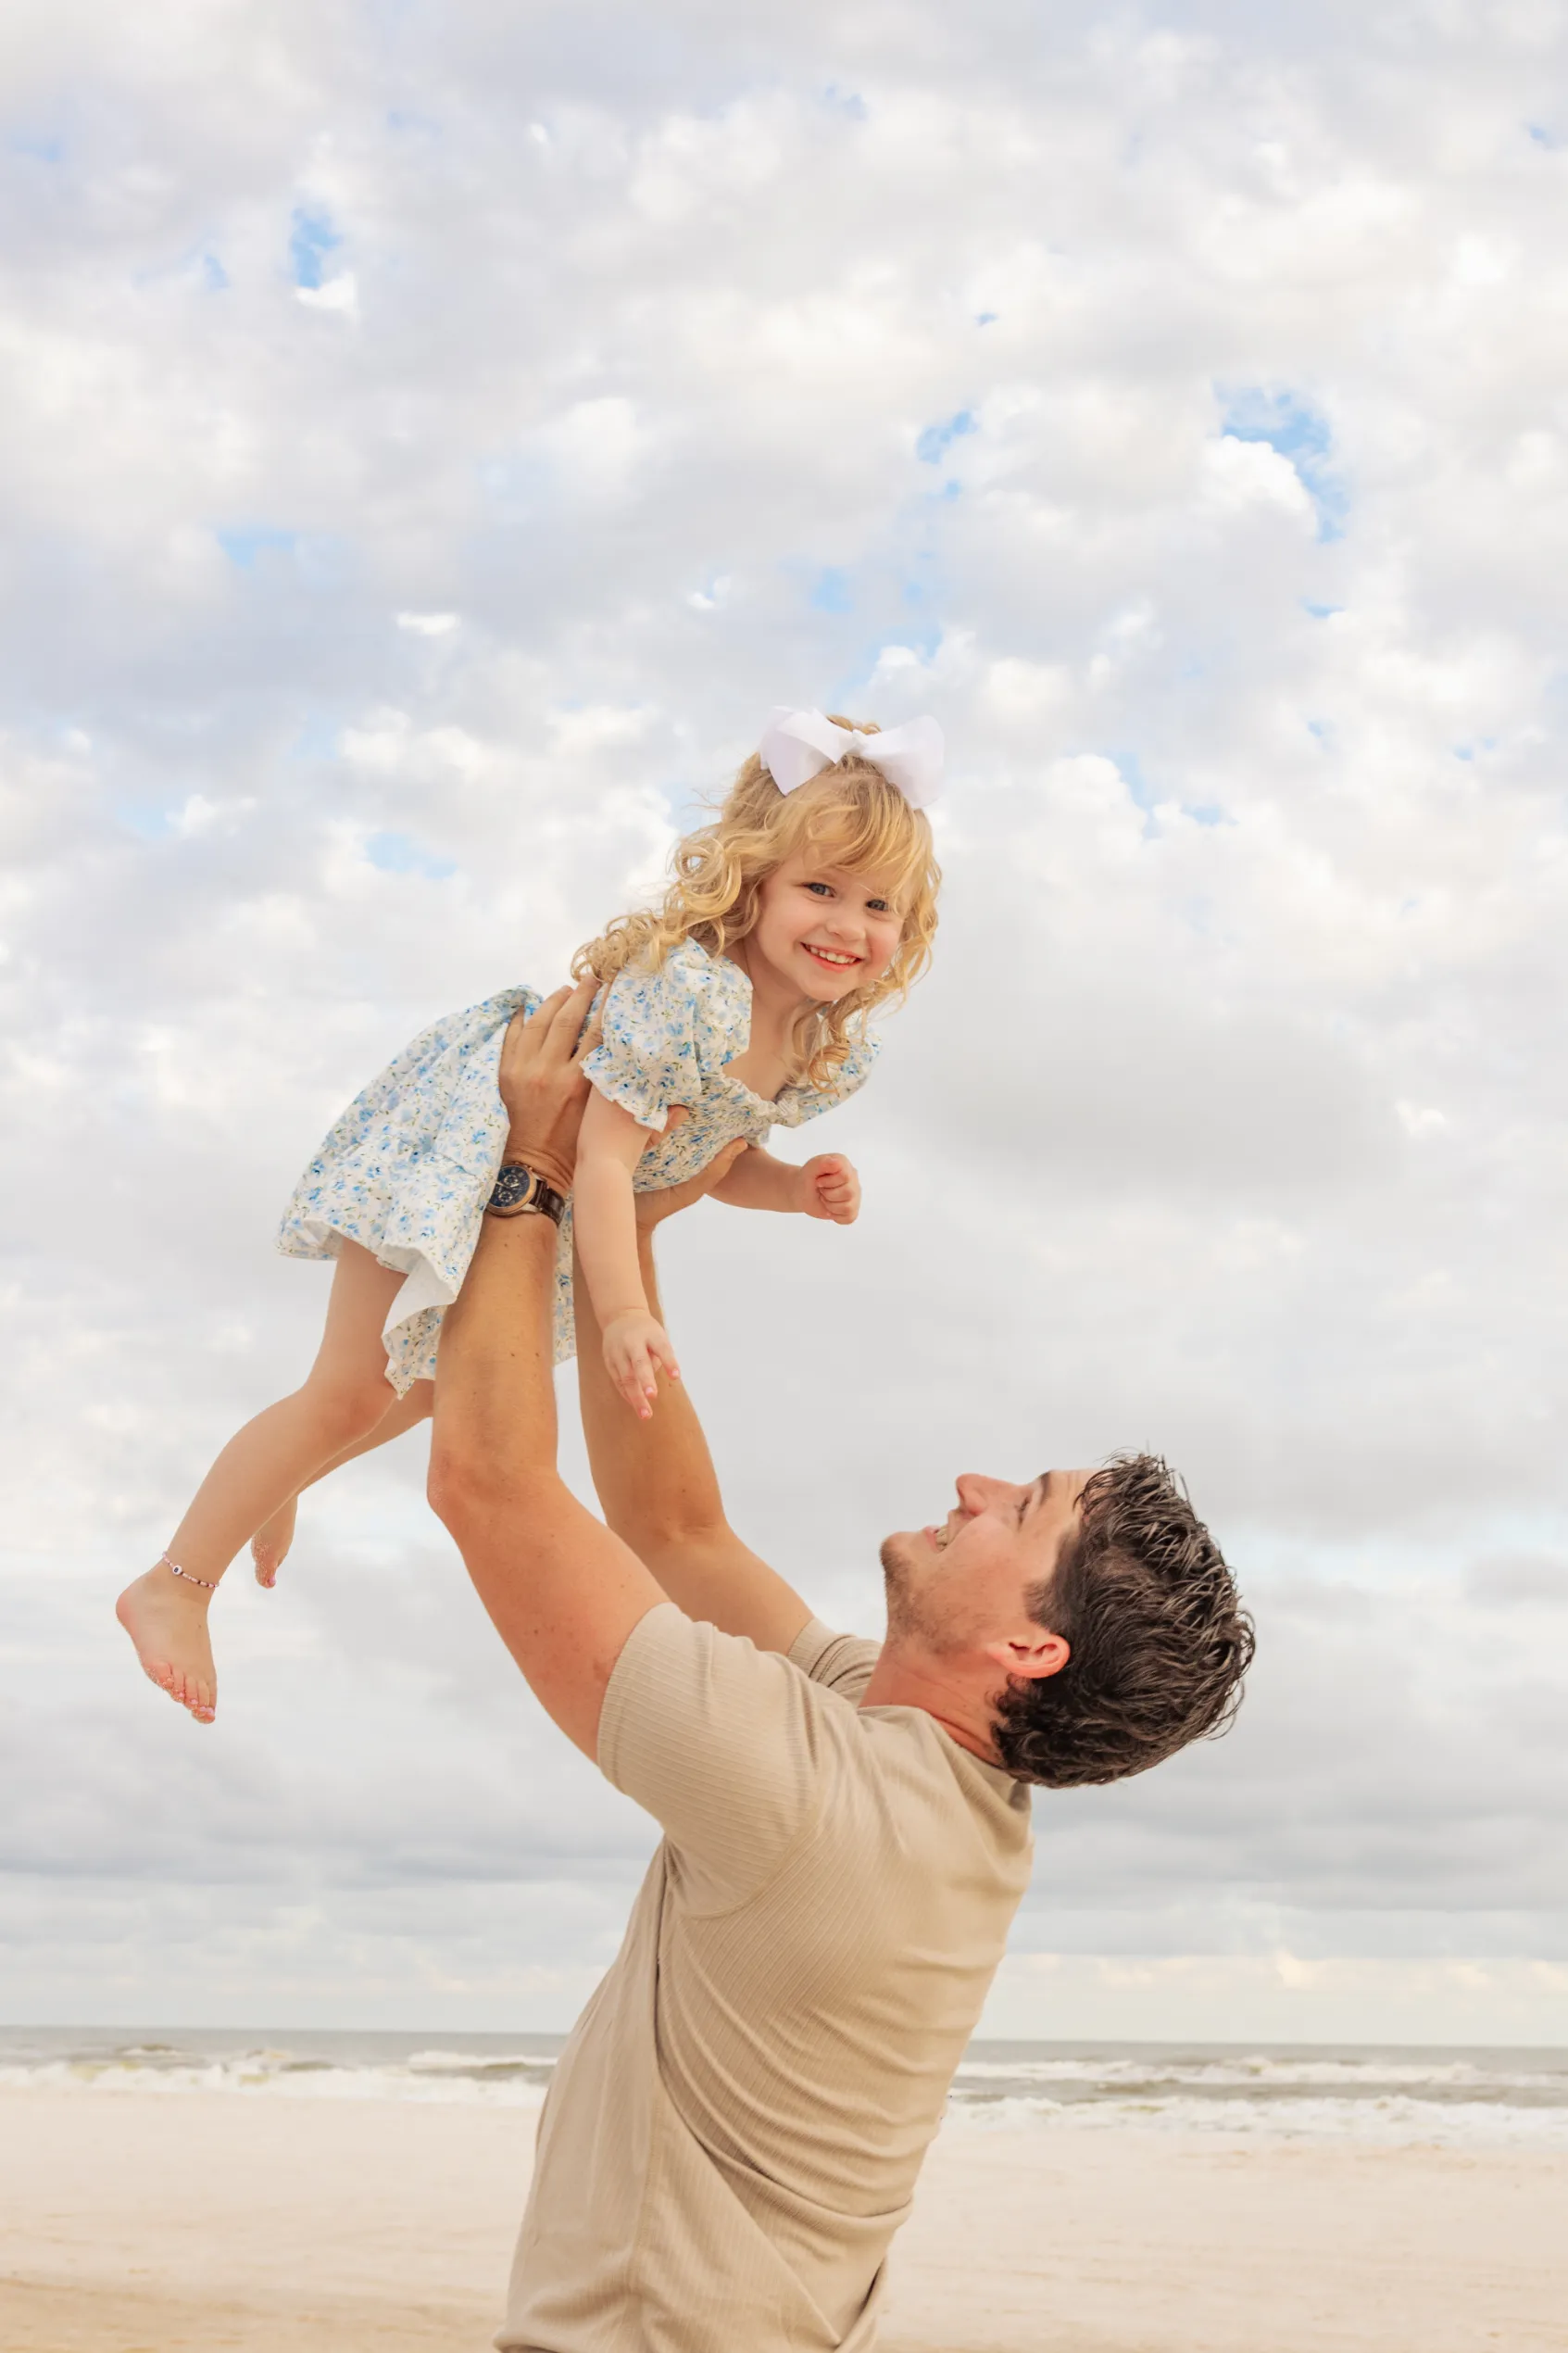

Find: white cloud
<box><xmin>295</xmin><ymin>271</ymin><xmax>358</xmax><ymax>318</ymax></box>
<box><xmin>1200</xmin><ymin>432</ymin><xmax>1317</xmax><ymax>522</ymax></box>
<box><xmin>395</xmin><ymin>610</ymin><xmax>460</xmax><ymax>635</ymax></box>
<box><xmin>980</xmin><ymin>1953</ymin><xmax>1568</xmax><ymax>2046</ymax></box>
<box><xmin>3</xmin><ymin>0</ymin><xmax>1568</xmax><ymax>2036</ymax></box>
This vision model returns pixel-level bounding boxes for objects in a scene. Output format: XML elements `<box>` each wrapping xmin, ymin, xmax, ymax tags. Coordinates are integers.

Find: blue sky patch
<box><xmin>118</xmin><ymin>803</ymin><xmax>179</xmax><ymax>842</ymax></box>
<box><xmin>822</xmin><ymin>86</ymin><xmax>868</xmax><ymax>120</ymax></box>
<box><xmin>287</xmin><ymin>714</ymin><xmax>342</xmax><ymax>761</ymax></box>
<box><xmin>217</xmin><ymin>525</ymin><xmax>296</xmax><ymax>569</ymax></box>
<box><xmin>1111</xmin><ymin>748</ymin><xmax>1151</xmax><ymax>807</ymax></box>
<box><xmin>1220</xmin><ymin>385</ymin><xmax>1348</xmax><ymax>540</ymax></box>
<box><xmin>9</xmin><ymin>131</ymin><xmax>63</xmax><ymax>162</ymax></box>
<box><xmin>290</xmin><ymin>206</ymin><xmax>343</xmax><ymax>289</ymax></box>
<box><xmin>916</xmin><ymin>409</ymin><xmax>977</xmax><ymax>465</ymax></box>
<box><xmin>809</xmin><ymin>568</ymin><xmax>853</xmax><ymax>613</ymax></box>
<box><xmin>366</xmin><ymin>829</ymin><xmax>458</xmax><ymax>881</ymax></box>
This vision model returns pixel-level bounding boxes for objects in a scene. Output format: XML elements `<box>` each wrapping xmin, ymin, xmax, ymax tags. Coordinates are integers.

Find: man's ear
<box><xmin>983</xmin><ymin>1629</ymin><xmax>1069</xmax><ymax>1684</ymax></box>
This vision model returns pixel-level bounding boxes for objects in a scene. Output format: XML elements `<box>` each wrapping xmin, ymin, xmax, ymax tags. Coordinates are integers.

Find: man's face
<box><xmin>880</xmin><ymin>1470</ymin><xmax>1096</xmax><ymax>1664</ymax></box>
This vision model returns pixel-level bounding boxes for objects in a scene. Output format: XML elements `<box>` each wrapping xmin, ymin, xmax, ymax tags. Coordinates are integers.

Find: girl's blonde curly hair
<box><xmin>573</xmin><ymin>719</ymin><xmax>941</xmax><ymax>1087</ymax></box>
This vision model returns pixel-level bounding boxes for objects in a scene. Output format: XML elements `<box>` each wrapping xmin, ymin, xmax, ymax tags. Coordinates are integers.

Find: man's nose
<box><xmin>955</xmin><ymin>1472</ymin><xmax>1002</xmax><ymax>1513</ymax></box>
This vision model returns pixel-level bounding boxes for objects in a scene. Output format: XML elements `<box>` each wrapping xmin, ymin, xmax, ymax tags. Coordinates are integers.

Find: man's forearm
<box><xmin>432</xmin><ymin>1211</ymin><xmax>561</xmax><ymax>1490</ymax></box>
<box><xmin>430</xmin><ymin>1177</ymin><xmax>668</xmax><ymax>1760</ymax></box>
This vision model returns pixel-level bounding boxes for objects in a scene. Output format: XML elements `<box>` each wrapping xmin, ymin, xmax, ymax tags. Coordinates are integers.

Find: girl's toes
<box><xmin>252</xmin><ymin>1501</ymin><xmax>296</xmax><ymax>1588</ymax></box>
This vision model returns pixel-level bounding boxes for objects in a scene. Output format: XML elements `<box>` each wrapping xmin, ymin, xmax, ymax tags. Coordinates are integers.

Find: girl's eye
<box><xmin>866</xmin><ymin>898</ymin><xmax>890</xmax><ymax>914</ymax></box>
<box><xmin>804</xmin><ymin>880</ymin><xmax>833</xmax><ymax>897</ymax></box>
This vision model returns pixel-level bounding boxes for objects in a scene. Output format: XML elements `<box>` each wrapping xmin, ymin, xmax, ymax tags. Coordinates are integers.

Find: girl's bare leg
<box><xmin>116</xmin><ymin>1242</ymin><xmax>408</xmax><ymax>1723</ymax></box>
<box><xmin>250</xmin><ymin>1381</ymin><xmax>433</xmax><ymax>1587</ymax></box>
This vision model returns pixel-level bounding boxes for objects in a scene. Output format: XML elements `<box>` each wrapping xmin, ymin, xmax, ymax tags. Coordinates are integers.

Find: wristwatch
<box><xmin>484</xmin><ymin>1161</ymin><xmax>567</xmax><ymax>1227</ymax></box>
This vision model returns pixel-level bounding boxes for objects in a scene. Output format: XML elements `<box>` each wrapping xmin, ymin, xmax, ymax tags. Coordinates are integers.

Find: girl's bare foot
<box><xmin>251</xmin><ymin>1494</ymin><xmax>297</xmax><ymax>1589</ymax></box>
<box><xmin>115</xmin><ymin>1565</ymin><xmax>218</xmax><ymax>1724</ymax></box>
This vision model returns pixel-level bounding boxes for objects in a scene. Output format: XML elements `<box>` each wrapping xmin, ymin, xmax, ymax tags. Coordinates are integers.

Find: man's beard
<box><xmin>879</xmin><ymin>1532</ymin><xmax>927</xmax><ymax>1644</ymax></box>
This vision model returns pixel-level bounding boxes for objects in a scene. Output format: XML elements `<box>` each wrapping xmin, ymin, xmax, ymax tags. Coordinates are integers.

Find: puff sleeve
<box><xmin>581</xmin><ymin>955</ymin><xmax>708</xmax><ymax>1133</ymax></box>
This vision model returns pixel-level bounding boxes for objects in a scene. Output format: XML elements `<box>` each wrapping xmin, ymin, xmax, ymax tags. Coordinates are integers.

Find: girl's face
<box><xmin>746</xmin><ymin>849</ymin><xmax>905</xmax><ymax>1003</ymax></box>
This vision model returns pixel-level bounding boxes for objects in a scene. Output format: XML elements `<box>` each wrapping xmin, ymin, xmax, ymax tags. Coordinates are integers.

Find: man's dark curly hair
<box><xmin>992</xmin><ymin>1453</ymin><xmax>1254</xmax><ymax>1788</ymax></box>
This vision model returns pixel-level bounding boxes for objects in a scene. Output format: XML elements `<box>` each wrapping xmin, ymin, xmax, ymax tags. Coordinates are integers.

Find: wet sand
<box><xmin>3</xmin><ymin>2085</ymin><xmax>1565</xmax><ymax>2350</ymax></box>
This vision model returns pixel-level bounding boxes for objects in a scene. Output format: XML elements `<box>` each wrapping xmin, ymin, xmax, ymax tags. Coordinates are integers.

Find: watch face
<box><xmin>492</xmin><ymin>1164</ymin><xmax>537</xmax><ymax>1210</ymax></box>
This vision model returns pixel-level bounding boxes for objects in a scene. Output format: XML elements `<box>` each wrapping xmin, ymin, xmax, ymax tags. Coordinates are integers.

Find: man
<box><xmin>430</xmin><ymin>985</ymin><xmax>1254</xmax><ymax>2353</ymax></box>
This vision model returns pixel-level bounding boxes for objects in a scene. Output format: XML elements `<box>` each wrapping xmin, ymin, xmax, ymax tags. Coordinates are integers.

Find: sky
<box><xmin>3</xmin><ymin>0</ymin><xmax>1567</xmax><ymax>2046</ymax></box>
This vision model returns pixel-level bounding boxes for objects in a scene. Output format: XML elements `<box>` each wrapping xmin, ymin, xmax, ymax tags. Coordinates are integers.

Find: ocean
<box><xmin>5</xmin><ymin>2026</ymin><xmax>1566</xmax><ymax>2146</ymax></box>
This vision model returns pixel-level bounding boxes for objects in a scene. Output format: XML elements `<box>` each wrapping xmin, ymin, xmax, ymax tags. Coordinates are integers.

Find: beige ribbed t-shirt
<box><xmin>498</xmin><ymin>1604</ymin><xmax>1034</xmax><ymax>2353</ymax></box>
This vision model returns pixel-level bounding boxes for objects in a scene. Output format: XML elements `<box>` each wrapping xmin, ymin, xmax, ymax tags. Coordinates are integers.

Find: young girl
<box><xmin>117</xmin><ymin>707</ymin><xmax>944</xmax><ymax>1723</ymax></box>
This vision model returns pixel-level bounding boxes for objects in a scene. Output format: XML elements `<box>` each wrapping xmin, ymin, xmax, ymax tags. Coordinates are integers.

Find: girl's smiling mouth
<box><xmin>803</xmin><ymin>944</ymin><xmax>860</xmax><ymax>970</ymax></box>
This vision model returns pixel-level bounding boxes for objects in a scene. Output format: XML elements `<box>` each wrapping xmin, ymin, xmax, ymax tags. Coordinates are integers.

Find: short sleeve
<box><xmin>788</xmin><ymin>1616</ymin><xmax>881</xmax><ymax>1704</ymax></box>
<box><xmin>582</xmin><ymin>956</ymin><xmax>706</xmax><ymax>1134</ymax></box>
<box><xmin>598</xmin><ymin>1604</ymin><xmax>840</xmax><ymax>1911</ymax></box>
<box><xmin>770</xmin><ymin>1034</ymin><xmax>881</xmax><ymax>1128</ymax></box>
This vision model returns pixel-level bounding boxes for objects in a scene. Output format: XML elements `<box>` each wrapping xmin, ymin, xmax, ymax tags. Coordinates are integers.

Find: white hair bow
<box><xmin>759</xmin><ymin>707</ymin><xmax>944</xmax><ymax>808</ymax></box>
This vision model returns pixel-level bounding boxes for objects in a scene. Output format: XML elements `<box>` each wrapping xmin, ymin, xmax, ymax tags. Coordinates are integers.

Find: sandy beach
<box><xmin>3</xmin><ymin>2086</ymin><xmax>1565</xmax><ymax>2352</ymax></box>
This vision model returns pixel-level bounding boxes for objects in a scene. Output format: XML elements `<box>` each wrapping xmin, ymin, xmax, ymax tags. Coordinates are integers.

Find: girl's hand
<box><xmin>798</xmin><ymin>1153</ymin><xmax>860</xmax><ymax>1225</ymax></box>
<box><xmin>602</xmin><ymin>1309</ymin><xmax>681</xmax><ymax>1418</ymax></box>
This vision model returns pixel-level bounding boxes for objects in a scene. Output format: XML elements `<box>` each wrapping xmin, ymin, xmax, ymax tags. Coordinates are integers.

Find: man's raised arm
<box><xmin>426</xmin><ymin>986</ymin><xmax>667</xmax><ymax>1761</ymax></box>
<box><xmin>573</xmin><ymin>1181</ymin><xmax>814</xmax><ymax>1657</ymax></box>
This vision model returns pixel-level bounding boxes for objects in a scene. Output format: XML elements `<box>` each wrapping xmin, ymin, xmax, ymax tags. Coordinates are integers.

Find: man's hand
<box><xmin>496</xmin><ymin>981</ymin><xmax>601</xmax><ymax>1196</ymax></box>
<box><xmin>798</xmin><ymin>1152</ymin><xmax>861</xmax><ymax>1225</ymax></box>
<box><xmin>633</xmin><ymin>1139</ymin><xmax>748</xmax><ymax>1233</ymax></box>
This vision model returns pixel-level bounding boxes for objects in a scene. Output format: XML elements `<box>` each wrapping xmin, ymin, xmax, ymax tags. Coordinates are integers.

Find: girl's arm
<box><xmin>574</xmin><ymin>1202</ymin><xmax>814</xmax><ymax>1656</ymax></box>
<box><xmin>709</xmin><ymin>1142</ymin><xmax>861</xmax><ymax>1225</ymax></box>
<box><xmin>573</xmin><ymin>1086</ymin><xmax>684</xmax><ymax>1416</ymax></box>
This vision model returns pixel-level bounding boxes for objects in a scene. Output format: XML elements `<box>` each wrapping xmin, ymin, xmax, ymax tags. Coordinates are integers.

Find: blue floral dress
<box><xmin>276</xmin><ymin>939</ymin><xmax>877</xmax><ymax>1392</ymax></box>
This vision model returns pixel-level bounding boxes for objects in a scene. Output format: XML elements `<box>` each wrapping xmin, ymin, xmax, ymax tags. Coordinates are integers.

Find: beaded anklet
<box><xmin>158</xmin><ymin>1552</ymin><xmax>219</xmax><ymax>1592</ymax></box>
